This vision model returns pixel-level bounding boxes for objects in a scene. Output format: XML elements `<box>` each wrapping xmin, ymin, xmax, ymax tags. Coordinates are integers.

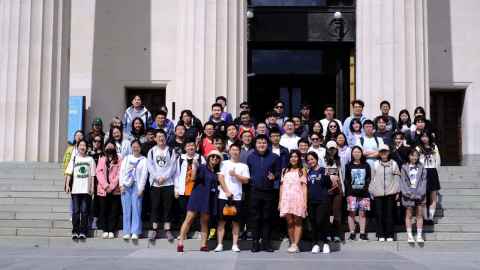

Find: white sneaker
<box><xmin>108</xmin><ymin>232</ymin><xmax>115</xmax><ymax>239</ymax></box>
<box><xmin>378</xmin><ymin>238</ymin><xmax>385</xmax><ymax>242</ymax></box>
<box><xmin>407</xmin><ymin>234</ymin><xmax>415</xmax><ymax>243</ymax></box>
<box><xmin>102</xmin><ymin>232</ymin><xmax>109</xmax><ymax>239</ymax></box>
<box><xmin>287</xmin><ymin>245</ymin><xmax>299</xmax><ymax>253</ymax></box>
<box><xmin>232</xmin><ymin>245</ymin><xmax>240</xmax><ymax>252</ymax></box>
<box><xmin>214</xmin><ymin>244</ymin><xmax>224</xmax><ymax>252</ymax></box>
<box><xmin>123</xmin><ymin>234</ymin><xmax>131</xmax><ymax>240</ymax></box>
<box><xmin>311</xmin><ymin>244</ymin><xmax>320</xmax><ymax>254</ymax></box>
<box><xmin>386</xmin><ymin>238</ymin><xmax>394</xmax><ymax>242</ymax></box>
<box><xmin>416</xmin><ymin>234</ymin><xmax>424</xmax><ymax>243</ymax></box>
<box><xmin>322</xmin><ymin>243</ymin><xmax>330</xmax><ymax>254</ymax></box>
<box><xmin>131</xmin><ymin>234</ymin><xmax>139</xmax><ymax>240</ymax></box>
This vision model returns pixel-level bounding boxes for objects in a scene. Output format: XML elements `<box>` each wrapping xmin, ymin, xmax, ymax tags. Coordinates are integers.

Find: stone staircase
<box><xmin>0</xmin><ymin>159</ymin><xmax>479</xmax><ymax>247</ymax></box>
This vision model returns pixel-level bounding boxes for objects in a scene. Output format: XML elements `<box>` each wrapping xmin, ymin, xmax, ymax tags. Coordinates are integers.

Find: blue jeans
<box><xmin>71</xmin><ymin>194</ymin><xmax>91</xmax><ymax>235</ymax></box>
<box><xmin>121</xmin><ymin>183</ymin><xmax>143</xmax><ymax>235</ymax></box>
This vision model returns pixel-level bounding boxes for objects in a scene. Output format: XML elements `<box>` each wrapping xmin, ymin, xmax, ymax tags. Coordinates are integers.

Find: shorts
<box><xmin>347</xmin><ymin>196</ymin><xmax>371</xmax><ymax>212</ymax></box>
<box><xmin>218</xmin><ymin>199</ymin><xmax>242</xmax><ymax>223</ymax></box>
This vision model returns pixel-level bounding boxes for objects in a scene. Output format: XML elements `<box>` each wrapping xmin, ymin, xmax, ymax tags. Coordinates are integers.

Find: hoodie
<box><xmin>369</xmin><ymin>160</ymin><xmax>401</xmax><ymax>197</ymax></box>
<box><xmin>246</xmin><ymin>149</ymin><xmax>281</xmax><ymax>191</ymax></box>
<box><xmin>400</xmin><ymin>163</ymin><xmax>427</xmax><ymax>201</ymax></box>
<box><xmin>122</xmin><ymin>106</ymin><xmax>153</xmax><ymax>135</ymax></box>
<box><xmin>119</xmin><ymin>154</ymin><xmax>148</xmax><ymax>192</ymax></box>
<box><xmin>147</xmin><ymin>145</ymin><xmax>177</xmax><ymax>187</ymax></box>
<box><xmin>96</xmin><ymin>155</ymin><xmax>123</xmax><ymax>196</ymax></box>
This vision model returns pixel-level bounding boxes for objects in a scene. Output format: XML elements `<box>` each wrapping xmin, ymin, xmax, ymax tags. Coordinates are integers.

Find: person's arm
<box><xmin>399</xmin><ymin>166</ymin><xmax>412</xmax><ymax>198</ymax></box>
<box><xmin>343</xmin><ymin>165</ymin><xmax>352</xmax><ymax>196</ymax></box>
<box><xmin>364</xmin><ymin>164</ymin><xmax>372</xmax><ymax>194</ymax></box>
<box><xmin>146</xmin><ymin>149</ymin><xmax>160</xmax><ymax>184</ymax></box>
<box><xmin>218</xmin><ymin>174</ymin><xmax>232</xmax><ymax>198</ymax></box>
<box><xmin>165</xmin><ymin>150</ymin><xmax>178</xmax><ymax>181</ymax></box>
<box><xmin>137</xmin><ymin>159</ymin><xmax>149</xmax><ymax>197</ymax></box>
<box><xmin>231</xmin><ymin>165</ymin><xmax>250</xmax><ymax>184</ymax></box>
<box><xmin>278</xmin><ymin>175</ymin><xmax>284</xmax><ymax>210</ymax></box>
<box><xmin>95</xmin><ymin>158</ymin><xmax>108</xmax><ymax>193</ymax></box>
<box><xmin>417</xmin><ymin>167</ymin><xmax>428</xmax><ymax>199</ymax></box>
<box><xmin>173</xmin><ymin>158</ymin><xmax>181</xmax><ymax>195</ymax></box>
<box><xmin>108</xmin><ymin>158</ymin><xmax>122</xmax><ymax>193</ymax></box>
<box><xmin>89</xmin><ymin>160</ymin><xmax>96</xmax><ymax>195</ymax></box>
<box><xmin>64</xmin><ymin>158</ymin><xmax>74</xmax><ymax>193</ymax></box>
<box><xmin>434</xmin><ymin>146</ymin><xmax>442</xmax><ymax>170</ymax></box>
<box><xmin>119</xmin><ymin>157</ymin><xmax>128</xmax><ymax>193</ymax></box>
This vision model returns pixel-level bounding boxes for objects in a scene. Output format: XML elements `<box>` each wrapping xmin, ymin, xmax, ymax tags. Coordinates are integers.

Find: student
<box><xmin>391</xmin><ymin>131</ymin><xmax>411</xmax><ymax>168</ymax></box>
<box><xmin>256</xmin><ymin>122</ymin><xmax>269</xmax><ymax>137</ymax></box>
<box><xmin>300</xmin><ymin>104</ymin><xmax>314</xmax><ymax>130</ymax></box>
<box><xmin>374</xmin><ymin>101</ymin><xmax>397</xmax><ymax>132</ymax></box>
<box><xmin>343</xmin><ymin>100</ymin><xmax>367</xmax><ymax>139</ymax></box>
<box><xmin>104</xmin><ymin>117</ymin><xmax>124</xmax><ymax>144</ymax></box>
<box><xmin>141</xmin><ymin>128</ymin><xmax>156</xmax><ymax>157</ymax></box>
<box><xmin>297</xmin><ymin>138</ymin><xmax>310</xmax><ymax>168</ymax></box>
<box><xmin>273</xmin><ymin>100</ymin><xmax>288</xmax><ymax>127</ymax></box>
<box><xmin>88</xmin><ymin>134</ymin><xmax>104</xmax><ymax>229</ymax></box>
<box><xmin>356</xmin><ymin>120</ymin><xmax>384</xmax><ymax>168</ymax></box>
<box><xmin>308</xmin><ymin>132</ymin><xmax>326</xmax><ymax>167</ymax></box>
<box><xmin>320</xmin><ymin>105</ymin><xmax>342</xmax><ymax>137</ymax></box>
<box><xmin>239</xmin><ymin>130</ymin><xmax>254</xmax><ymax>164</ymax></box>
<box><xmin>279</xmin><ymin>150</ymin><xmax>308</xmax><ymax>253</ymax></box>
<box><xmin>247</xmin><ymin>134</ymin><xmax>281</xmax><ymax>252</ymax></box>
<box><xmin>225</xmin><ymin>123</ymin><xmax>239</xmax><ymax>149</ymax></box>
<box><xmin>238</xmin><ymin>111</ymin><xmax>256</xmax><ymax>137</ymax></box>
<box><xmin>306</xmin><ymin>152</ymin><xmax>333</xmax><ymax>254</ymax></box>
<box><xmin>211</xmin><ymin>96</ymin><xmax>233</xmax><ymax>124</ymax></box>
<box><xmin>122</xmin><ymin>95</ymin><xmax>153</xmax><ymax>135</ymax></box>
<box><xmin>177</xmin><ymin>150</ymin><xmax>223</xmax><ymax>252</ymax></box>
<box><xmin>324</xmin><ymin>141</ymin><xmax>343</xmax><ymax>243</ymax></box>
<box><xmin>174</xmin><ymin>140</ymin><xmax>205</xmax><ymax>228</ymax></box>
<box><xmin>96</xmin><ymin>141</ymin><xmax>122</xmax><ymax>239</ymax></box>
<box><xmin>200</xmin><ymin>122</ymin><xmax>216</xmax><ymax>157</ymax></box>
<box><xmin>344</xmin><ymin>146</ymin><xmax>371</xmax><ymax>241</ymax></box>
<box><xmin>234</xmin><ymin>101</ymin><xmax>253</xmax><ymax>126</ymax></box>
<box><xmin>214</xmin><ymin>143</ymin><xmax>251</xmax><ymax>252</ymax></box>
<box><xmin>119</xmin><ymin>140</ymin><xmax>148</xmax><ymax>240</ymax></box>
<box><xmin>375</xmin><ymin>116</ymin><xmax>393</xmax><ymax>146</ymax></box>
<box><xmin>147</xmin><ymin>129</ymin><xmax>178</xmax><ymax>242</ymax></box>
<box><xmin>210</xmin><ymin>103</ymin><xmax>228</xmax><ymax>134</ymax></box>
<box><xmin>63</xmin><ymin>130</ymin><xmax>85</xmax><ymax>170</ymax></box>
<box><xmin>178</xmin><ymin>109</ymin><xmax>203</xmax><ymax>141</ymax></box>
<box><xmin>336</xmin><ymin>133</ymin><xmax>351</xmax><ymax>178</ymax></box>
<box><xmin>64</xmin><ymin>140</ymin><xmax>96</xmax><ymax>240</ymax></box>
<box><xmin>396</xmin><ymin>109</ymin><xmax>413</xmax><ymax>145</ymax></box>
<box><xmin>107</xmin><ymin>126</ymin><xmax>131</xmax><ymax>157</ymax></box>
<box><xmin>265</xmin><ymin>111</ymin><xmax>282</xmax><ymax>134</ymax></box>
<box><xmin>416</xmin><ymin>132</ymin><xmax>441</xmax><ymax>221</ymax></box>
<box><xmin>369</xmin><ymin>145</ymin><xmax>401</xmax><ymax>242</ymax></box>
<box><xmin>127</xmin><ymin>117</ymin><xmax>146</xmax><ymax>143</ymax></box>
<box><xmin>280</xmin><ymin>119</ymin><xmax>300</xmax><ymax>151</ymax></box>
<box><xmin>168</xmin><ymin>124</ymin><xmax>186</xmax><ymax>157</ymax></box>
<box><xmin>269</xmin><ymin>127</ymin><xmax>290</xmax><ymax>188</ymax></box>
<box><xmin>152</xmin><ymin>111</ymin><xmax>175</xmax><ymax>142</ymax></box>
<box><xmin>347</xmin><ymin>118</ymin><xmax>363</xmax><ymax>146</ymax></box>
<box><xmin>413</xmin><ymin>106</ymin><xmax>436</xmax><ymax>138</ymax></box>
<box><xmin>292</xmin><ymin>116</ymin><xmax>308</xmax><ymax>139</ymax></box>
<box><xmin>400</xmin><ymin>149</ymin><xmax>427</xmax><ymax>243</ymax></box>
<box><xmin>411</xmin><ymin>116</ymin><xmax>429</xmax><ymax>146</ymax></box>
<box><xmin>309</xmin><ymin>120</ymin><xmax>324</xmax><ymax>137</ymax></box>
<box><xmin>85</xmin><ymin>117</ymin><xmax>105</xmax><ymax>147</ymax></box>
<box><xmin>325</xmin><ymin>120</ymin><xmax>341</xmax><ymax>143</ymax></box>
<box><xmin>213</xmin><ymin>134</ymin><xmax>229</xmax><ymax>160</ymax></box>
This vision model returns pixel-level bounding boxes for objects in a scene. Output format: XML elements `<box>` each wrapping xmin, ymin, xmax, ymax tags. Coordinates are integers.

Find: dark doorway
<box><xmin>430</xmin><ymin>90</ymin><xmax>464</xmax><ymax>165</ymax></box>
<box><xmin>125</xmin><ymin>87</ymin><xmax>166</xmax><ymax>117</ymax></box>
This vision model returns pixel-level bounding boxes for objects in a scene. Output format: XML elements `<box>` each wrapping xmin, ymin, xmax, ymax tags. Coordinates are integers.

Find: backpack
<box><xmin>360</xmin><ymin>136</ymin><xmax>379</xmax><ymax>148</ymax></box>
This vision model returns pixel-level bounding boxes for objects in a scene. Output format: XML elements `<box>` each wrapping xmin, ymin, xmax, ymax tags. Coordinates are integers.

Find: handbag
<box><xmin>222</xmin><ymin>198</ymin><xmax>237</xmax><ymax>217</ymax></box>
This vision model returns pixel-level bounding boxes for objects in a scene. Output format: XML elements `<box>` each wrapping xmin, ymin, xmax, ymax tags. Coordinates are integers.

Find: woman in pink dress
<box><xmin>279</xmin><ymin>150</ymin><xmax>308</xmax><ymax>253</ymax></box>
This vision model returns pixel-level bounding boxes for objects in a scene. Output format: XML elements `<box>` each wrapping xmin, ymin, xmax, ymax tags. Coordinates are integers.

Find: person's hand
<box><xmin>120</xmin><ymin>186</ymin><xmax>125</xmax><ymax>193</ymax></box>
<box><xmin>65</xmin><ymin>185</ymin><xmax>71</xmax><ymax>194</ymax></box>
<box><xmin>395</xmin><ymin>193</ymin><xmax>400</xmax><ymax>201</ymax></box>
<box><xmin>225</xmin><ymin>191</ymin><xmax>233</xmax><ymax>198</ymax></box>
<box><xmin>174</xmin><ymin>191</ymin><xmax>179</xmax><ymax>199</ymax></box>
<box><xmin>137</xmin><ymin>190</ymin><xmax>144</xmax><ymax>197</ymax></box>
<box><xmin>157</xmin><ymin>176</ymin><xmax>165</xmax><ymax>184</ymax></box>
<box><xmin>267</xmin><ymin>172</ymin><xmax>275</xmax><ymax>181</ymax></box>
<box><xmin>229</xmin><ymin>169</ymin><xmax>236</xmax><ymax>177</ymax></box>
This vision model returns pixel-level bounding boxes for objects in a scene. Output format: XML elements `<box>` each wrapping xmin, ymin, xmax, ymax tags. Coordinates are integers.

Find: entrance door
<box><xmin>430</xmin><ymin>90</ymin><xmax>464</xmax><ymax>165</ymax></box>
<box><xmin>125</xmin><ymin>88</ymin><xmax>166</xmax><ymax>117</ymax></box>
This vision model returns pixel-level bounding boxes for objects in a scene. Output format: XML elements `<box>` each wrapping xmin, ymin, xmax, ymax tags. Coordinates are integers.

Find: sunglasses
<box><xmin>311</xmin><ymin>138</ymin><xmax>320</xmax><ymax>141</ymax></box>
<box><xmin>211</xmin><ymin>156</ymin><xmax>221</xmax><ymax>160</ymax></box>
<box><xmin>275</xmin><ymin>106</ymin><xmax>284</xmax><ymax>109</ymax></box>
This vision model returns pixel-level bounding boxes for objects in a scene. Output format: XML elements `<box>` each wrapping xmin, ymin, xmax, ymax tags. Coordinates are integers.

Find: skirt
<box><xmin>187</xmin><ymin>185</ymin><xmax>217</xmax><ymax>215</ymax></box>
<box><xmin>426</xmin><ymin>168</ymin><xmax>441</xmax><ymax>192</ymax></box>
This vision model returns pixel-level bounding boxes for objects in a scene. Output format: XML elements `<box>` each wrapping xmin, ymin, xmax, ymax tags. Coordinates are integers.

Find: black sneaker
<box><xmin>359</xmin><ymin>233</ymin><xmax>369</xmax><ymax>241</ymax></box>
<box><xmin>262</xmin><ymin>242</ymin><xmax>274</xmax><ymax>252</ymax></box>
<box><xmin>78</xmin><ymin>233</ymin><xmax>86</xmax><ymax>239</ymax></box>
<box><xmin>349</xmin><ymin>233</ymin><xmax>356</xmax><ymax>241</ymax></box>
<box><xmin>251</xmin><ymin>241</ymin><xmax>260</xmax><ymax>253</ymax></box>
<box><xmin>165</xmin><ymin>230</ymin><xmax>174</xmax><ymax>243</ymax></box>
<box><xmin>149</xmin><ymin>230</ymin><xmax>158</xmax><ymax>241</ymax></box>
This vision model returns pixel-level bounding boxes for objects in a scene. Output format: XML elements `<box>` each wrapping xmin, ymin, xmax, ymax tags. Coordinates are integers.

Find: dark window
<box><xmin>250</xmin><ymin>0</ymin><xmax>354</xmax><ymax>6</ymax></box>
<box><xmin>252</xmin><ymin>49</ymin><xmax>324</xmax><ymax>74</ymax></box>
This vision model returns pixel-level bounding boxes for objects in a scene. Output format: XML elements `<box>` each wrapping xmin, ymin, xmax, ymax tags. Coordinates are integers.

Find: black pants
<box><xmin>374</xmin><ymin>195</ymin><xmax>396</xmax><ymax>238</ymax></box>
<box><xmin>98</xmin><ymin>193</ymin><xmax>121</xmax><ymax>232</ymax></box>
<box><xmin>72</xmin><ymin>194</ymin><xmax>91</xmax><ymax>235</ymax></box>
<box><xmin>309</xmin><ymin>201</ymin><xmax>331</xmax><ymax>245</ymax></box>
<box><xmin>329</xmin><ymin>193</ymin><xmax>343</xmax><ymax>238</ymax></box>
<box><xmin>250</xmin><ymin>189</ymin><xmax>275</xmax><ymax>243</ymax></box>
<box><xmin>150</xmin><ymin>185</ymin><xmax>174</xmax><ymax>226</ymax></box>
<box><xmin>240</xmin><ymin>184</ymin><xmax>251</xmax><ymax>233</ymax></box>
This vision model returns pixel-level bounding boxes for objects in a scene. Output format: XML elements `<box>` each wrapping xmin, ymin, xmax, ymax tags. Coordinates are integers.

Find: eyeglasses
<box><xmin>275</xmin><ymin>106</ymin><xmax>284</xmax><ymax>109</ymax></box>
<box><xmin>311</xmin><ymin>138</ymin><xmax>320</xmax><ymax>141</ymax></box>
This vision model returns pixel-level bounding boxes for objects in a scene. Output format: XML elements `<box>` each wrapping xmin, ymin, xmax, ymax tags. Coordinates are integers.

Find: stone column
<box><xmin>173</xmin><ymin>0</ymin><xmax>247</xmax><ymax>121</ymax></box>
<box><xmin>356</xmin><ymin>0</ymin><xmax>430</xmax><ymax>118</ymax></box>
<box><xmin>0</xmin><ymin>0</ymin><xmax>70</xmax><ymax>162</ymax></box>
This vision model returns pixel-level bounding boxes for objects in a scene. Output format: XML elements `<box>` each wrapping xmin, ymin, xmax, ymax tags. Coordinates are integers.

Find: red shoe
<box><xmin>200</xmin><ymin>246</ymin><xmax>209</xmax><ymax>252</ymax></box>
<box><xmin>177</xmin><ymin>244</ymin><xmax>184</xmax><ymax>252</ymax></box>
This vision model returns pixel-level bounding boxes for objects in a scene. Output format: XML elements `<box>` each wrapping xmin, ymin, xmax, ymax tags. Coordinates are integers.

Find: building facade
<box><xmin>0</xmin><ymin>0</ymin><xmax>479</xmax><ymax>163</ymax></box>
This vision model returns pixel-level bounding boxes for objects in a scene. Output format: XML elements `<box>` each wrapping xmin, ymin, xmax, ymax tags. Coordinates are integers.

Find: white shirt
<box><xmin>120</xmin><ymin>155</ymin><xmax>148</xmax><ymax>191</ymax></box>
<box><xmin>65</xmin><ymin>155</ymin><xmax>96</xmax><ymax>194</ymax></box>
<box><xmin>280</xmin><ymin>133</ymin><xmax>300</xmax><ymax>151</ymax></box>
<box><xmin>320</xmin><ymin>118</ymin><xmax>342</xmax><ymax>137</ymax></box>
<box><xmin>218</xmin><ymin>160</ymin><xmax>250</xmax><ymax>201</ymax></box>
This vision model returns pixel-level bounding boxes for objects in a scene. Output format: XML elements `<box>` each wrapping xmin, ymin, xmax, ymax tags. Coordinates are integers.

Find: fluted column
<box><xmin>0</xmin><ymin>0</ymin><xmax>70</xmax><ymax>162</ymax></box>
<box><xmin>356</xmin><ymin>0</ymin><xmax>430</xmax><ymax>118</ymax></box>
<box><xmin>173</xmin><ymin>0</ymin><xmax>247</xmax><ymax>121</ymax></box>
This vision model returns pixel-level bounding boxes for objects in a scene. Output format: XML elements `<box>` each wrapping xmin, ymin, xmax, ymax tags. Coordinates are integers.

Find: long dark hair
<box><xmin>350</xmin><ymin>145</ymin><xmax>367</xmax><ymax>164</ymax></box>
<box><xmin>207</xmin><ymin>155</ymin><xmax>221</xmax><ymax>173</ymax></box>
<box><xmin>325</xmin><ymin>120</ymin><xmax>341</xmax><ymax>143</ymax></box>
<box><xmin>131</xmin><ymin>117</ymin><xmax>146</xmax><ymax>137</ymax></box>
<box><xmin>417</xmin><ymin>131</ymin><xmax>436</xmax><ymax>154</ymax></box>
<box><xmin>283</xmin><ymin>150</ymin><xmax>304</xmax><ymax>177</ymax></box>
<box><xmin>397</xmin><ymin>109</ymin><xmax>412</xmax><ymax>129</ymax></box>
<box><xmin>325</xmin><ymin>146</ymin><xmax>340</xmax><ymax>167</ymax></box>
<box><xmin>309</xmin><ymin>120</ymin><xmax>323</xmax><ymax>136</ymax></box>
<box><xmin>108</xmin><ymin>126</ymin><xmax>123</xmax><ymax>143</ymax></box>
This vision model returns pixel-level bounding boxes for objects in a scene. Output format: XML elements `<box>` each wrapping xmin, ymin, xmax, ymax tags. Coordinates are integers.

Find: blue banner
<box><xmin>67</xmin><ymin>96</ymin><xmax>85</xmax><ymax>143</ymax></box>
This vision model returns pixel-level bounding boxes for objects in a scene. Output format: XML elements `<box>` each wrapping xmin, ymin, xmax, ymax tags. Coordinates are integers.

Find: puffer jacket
<box><xmin>369</xmin><ymin>160</ymin><xmax>401</xmax><ymax>197</ymax></box>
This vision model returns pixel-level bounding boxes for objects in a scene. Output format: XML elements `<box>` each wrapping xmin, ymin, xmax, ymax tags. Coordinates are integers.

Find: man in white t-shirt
<box><xmin>215</xmin><ymin>143</ymin><xmax>250</xmax><ymax>253</ymax></box>
<box><xmin>280</xmin><ymin>119</ymin><xmax>300</xmax><ymax>151</ymax></box>
<box><xmin>356</xmin><ymin>120</ymin><xmax>384</xmax><ymax>168</ymax></box>
<box><xmin>320</xmin><ymin>105</ymin><xmax>342</xmax><ymax>137</ymax></box>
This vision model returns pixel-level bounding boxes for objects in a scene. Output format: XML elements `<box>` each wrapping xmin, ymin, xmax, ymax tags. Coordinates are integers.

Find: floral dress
<box><xmin>279</xmin><ymin>169</ymin><xmax>307</xmax><ymax>218</ymax></box>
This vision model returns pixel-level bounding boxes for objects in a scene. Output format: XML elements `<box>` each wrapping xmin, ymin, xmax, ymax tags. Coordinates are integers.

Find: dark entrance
<box><xmin>430</xmin><ymin>90</ymin><xmax>465</xmax><ymax>165</ymax></box>
<box><xmin>247</xmin><ymin>0</ymin><xmax>355</xmax><ymax>121</ymax></box>
<box><xmin>125</xmin><ymin>87</ymin><xmax>166</xmax><ymax>117</ymax></box>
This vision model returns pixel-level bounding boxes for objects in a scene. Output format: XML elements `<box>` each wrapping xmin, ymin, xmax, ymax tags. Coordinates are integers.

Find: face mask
<box><xmin>105</xmin><ymin>148</ymin><xmax>116</xmax><ymax>155</ymax></box>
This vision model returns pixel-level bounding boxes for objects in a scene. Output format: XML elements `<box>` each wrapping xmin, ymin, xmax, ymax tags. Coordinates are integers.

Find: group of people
<box><xmin>63</xmin><ymin>95</ymin><xmax>441</xmax><ymax>253</ymax></box>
